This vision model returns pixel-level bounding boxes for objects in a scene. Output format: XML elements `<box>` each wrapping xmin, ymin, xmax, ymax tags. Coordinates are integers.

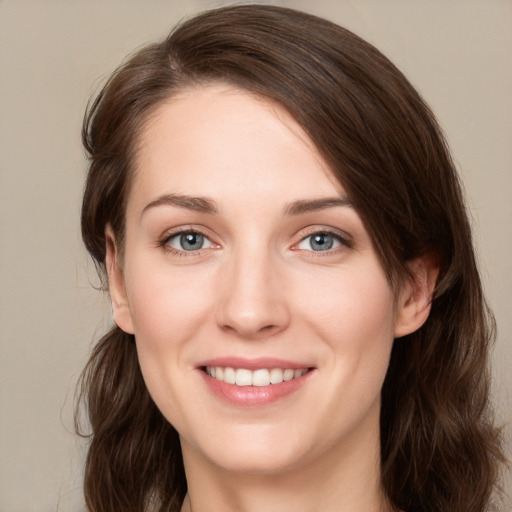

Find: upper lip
<box><xmin>196</xmin><ymin>357</ymin><xmax>312</xmax><ymax>371</ymax></box>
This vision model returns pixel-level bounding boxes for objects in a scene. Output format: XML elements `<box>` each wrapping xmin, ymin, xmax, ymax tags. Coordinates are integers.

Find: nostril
<box><xmin>220</xmin><ymin>322</ymin><xmax>284</xmax><ymax>340</ymax></box>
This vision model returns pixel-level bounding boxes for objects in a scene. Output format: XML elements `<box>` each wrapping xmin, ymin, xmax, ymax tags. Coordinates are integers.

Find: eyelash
<box><xmin>159</xmin><ymin>228</ymin><xmax>215</xmax><ymax>256</ymax></box>
<box><xmin>158</xmin><ymin>227</ymin><xmax>352</xmax><ymax>256</ymax></box>
<box><xmin>293</xmin><ymin>229</ymin><xmax>352</xmax><ymax>254</ymax></box>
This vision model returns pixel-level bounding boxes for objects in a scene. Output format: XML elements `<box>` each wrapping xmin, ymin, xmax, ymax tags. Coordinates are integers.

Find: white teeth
<box><xmin>253</xmin><ymin>369</ymin><xmax>270</xmax><ymax>386</ymax></box>
<box><xmin>269</xmin><ymin>368</ymin><xmax>283</xmax><ymax>384</ymax></box>
<box><xmin>283</xmin><ymin>368</ymin><xmax>294</xmax><ymax>381</ymax></box>
<box><xmin>235</xmin><ymin>369</ymin><xmax>252</xmax><ymax>386</ymax></box>
<box><xmin>205</xmin><ymin>366</ymin><xmax>309</xmax><ymax>386</ymax></box>
<box><xmin>224</xmin><ymin>367</ymin><xmax>236</xmax><ymax>384</ymax></box>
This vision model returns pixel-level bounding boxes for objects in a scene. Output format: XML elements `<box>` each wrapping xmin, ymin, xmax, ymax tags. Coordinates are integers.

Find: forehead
<box><xmin>129</xmin><ymin>85</ymin><xmax>344</xmax><ymax>213</ymax></box>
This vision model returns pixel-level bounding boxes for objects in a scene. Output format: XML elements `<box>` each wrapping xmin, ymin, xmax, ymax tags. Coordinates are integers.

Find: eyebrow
<box><xmin>140</xmin><ymin>194</ymin><xmax>352</xmax><ymax>218</ymax></box>
<box><xmin>141</xmin><ymin>194</ymin><xmax>219</xmax><ymax>216</ymax></box>
<box><xmin>283</xmin><ymin>197</ymin><xmax>352</xmax><ymax>216</ymax></box>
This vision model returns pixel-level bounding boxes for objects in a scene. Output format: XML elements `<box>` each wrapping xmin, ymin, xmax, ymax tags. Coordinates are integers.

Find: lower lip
<box><xmin>199</xmin><ymin>370</ymin><xmax>313</xmax><ymax>407</ymax></box>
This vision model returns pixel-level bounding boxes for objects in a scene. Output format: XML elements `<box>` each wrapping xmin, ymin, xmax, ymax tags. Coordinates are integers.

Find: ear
<box><xmin>394</xmin><ymin>255</ymin><xmax>440</xmax><ymax>338</ymax></box>
<box><xmin>105</xmin><ymin>225</ymin><xmax>135</xmax><ymax>334</ymax></box>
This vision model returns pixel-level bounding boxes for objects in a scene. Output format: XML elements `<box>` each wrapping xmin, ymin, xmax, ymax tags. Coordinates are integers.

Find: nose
<box><xmin>215</xmin><ymin>249</ymin><xmax>290</xmax><ymax>340</ymax></box>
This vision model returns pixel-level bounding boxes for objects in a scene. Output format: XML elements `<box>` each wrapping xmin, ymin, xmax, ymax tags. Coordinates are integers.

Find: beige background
<box><xmin>0</xmin><ymin>1</ymin><xmax>510</xmax><ymax>510</ymax></box>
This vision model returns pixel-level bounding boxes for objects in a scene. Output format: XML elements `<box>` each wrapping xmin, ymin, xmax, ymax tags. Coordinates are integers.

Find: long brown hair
<box><xmin>77</xmin><ymin>5</ymin><xmax>505</xmax><ymax>511</ymax></box>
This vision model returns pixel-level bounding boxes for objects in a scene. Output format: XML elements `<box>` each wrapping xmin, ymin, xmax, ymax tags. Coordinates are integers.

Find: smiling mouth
<box><xmin>203</xmin><ymin>366</ymin><xmax>310</xmax><ymax>386</ymax></box>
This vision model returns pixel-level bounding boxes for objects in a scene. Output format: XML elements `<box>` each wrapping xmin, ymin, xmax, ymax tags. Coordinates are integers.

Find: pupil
<box><xmin>181</xmin><ymin>233</ymin><xmax>203</xmax><ymax>250</ymax></box>
<box><xmin>311</xmin><ymin>233</ymin><xmax>333</xmax><ymax>251</ymax></box>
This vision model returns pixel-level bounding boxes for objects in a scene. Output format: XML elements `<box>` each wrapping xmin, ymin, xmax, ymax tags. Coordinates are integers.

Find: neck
<box><xmin>180</xmin><ymin>415</ymin><xmax>392</xmax><ymax>512</ymax></box>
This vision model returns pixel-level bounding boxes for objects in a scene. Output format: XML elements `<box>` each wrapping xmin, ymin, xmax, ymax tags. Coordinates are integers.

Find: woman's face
<box><xmin>108</xmin><ymin>85</ymin><xmax>423</xmax><ymax>476</ymax></box>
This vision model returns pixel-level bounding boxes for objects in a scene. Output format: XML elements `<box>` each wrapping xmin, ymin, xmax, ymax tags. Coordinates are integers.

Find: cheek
<box><xmin>122</xmin><ymin>258</ymin><xmax>216</xmax><ymax>426</ymax></box>
<box><xmin>125</xmin><ymin>259</ymin><xmax>214</xmax><ymax>347</ymax></box>
<box><xmin>298</xmin><ymin>262</ymin><xmax>396</xmax><ymax>404</ymax></box>
<box><xmin>299</xmin><ymin>261</ymin><xmax>396</xmax><ymax>346</ymax></box>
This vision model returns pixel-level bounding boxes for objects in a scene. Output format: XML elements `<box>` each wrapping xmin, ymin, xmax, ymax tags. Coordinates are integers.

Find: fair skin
<box><xmin>107</xmin><ymin>85</ymin><xmax>435</xmax><ymax>512</ymax></box>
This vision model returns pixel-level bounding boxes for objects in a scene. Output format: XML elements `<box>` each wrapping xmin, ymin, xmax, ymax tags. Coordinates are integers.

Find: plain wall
<box><xmin>1</xmin><ymin>0</ymin><xmax>510</xmax><ymax>510</ymax></box>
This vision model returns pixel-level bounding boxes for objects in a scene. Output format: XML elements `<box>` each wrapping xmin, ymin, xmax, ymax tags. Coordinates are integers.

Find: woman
<box><xmin>77</xmin><ymin>5</ymin><xmax>505</xmax><ymax>512</ymax></box>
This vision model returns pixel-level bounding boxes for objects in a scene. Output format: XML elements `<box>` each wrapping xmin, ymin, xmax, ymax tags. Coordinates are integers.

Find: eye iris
<box><xmin>311</xmin><ymin>233</ymin><xmax>334</xmax><ymax>251</ymax></box>
<box><xmin>180</xmin><ymin>233</ymin><xmax>204</xmax><ymax>250</ymax></box>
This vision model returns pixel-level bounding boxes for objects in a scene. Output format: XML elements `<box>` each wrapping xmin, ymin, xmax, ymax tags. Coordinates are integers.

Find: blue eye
<box><xmin>297</xmin><ymin>232</ymin><xmax>342</xmax><ymax>251</ymax></box>
<box><xmin>167</xmin><ymin>231</ymin><xmax>213</xmax><ymax>251</ymax></box>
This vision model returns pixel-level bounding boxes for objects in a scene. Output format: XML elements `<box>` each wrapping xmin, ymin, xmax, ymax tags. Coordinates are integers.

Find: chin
<box><xmin>182</xmin><ymin>422</ymin><xmax>313</xmax><ymax>476</ymax></box>
<box><xmin>209</xmin><ymin>447</ymin><xmax>306</xmax><ymax>476</ymax></box>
